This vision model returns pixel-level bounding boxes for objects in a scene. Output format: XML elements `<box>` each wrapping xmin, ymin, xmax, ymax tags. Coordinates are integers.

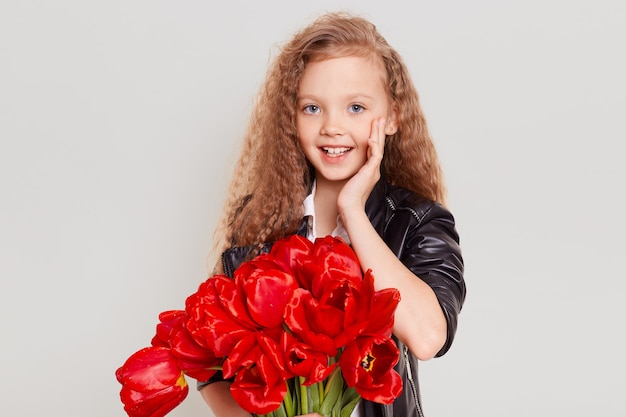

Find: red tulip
<box><xmin>222</xmin><ymin>331</ymin><xmax>288</xmax><ymax>378</ymax></box>
<box><xmin>282</xmin><ymin>331</ymin><xmax>337</xmax><ymax>385</ymax></box>
<box><xmin>185</xmin><ymin>275</ymin><xmax>257</xmax><ymax>357</ymax></box>
<box><xmin>312</xmin><ymin>273</ymin><xmax>367</xmax><ymax>346</ymax></box>
<box><xmin>363</xmin><ymin>273</ymin><xmax>400</xmax><ymax>338</ymax></box>
<box><xmin>269</xmin><ymin>234</ymin><xmax>313</xmax><ymax>286</ymax></box>
<box><xmin>221</xmin><ymin>332</ymin><xmax>259</xmax><ymax>378</ymax></box>
<box><xmin>116</xmin><ymin>347</ymin><xmax>188</xmax><ymax>417</ymax></box>
<box><xmin>284</xmin><ymin>269</ymin><xmax>395</xmax><ymax>355</ymax></box>
<box><xmin>308</xmin><ymin>236</ymin><xmax>362</xmax><ymax>296</ymax></box>
<box><xmin>339</xmin><ymin>336</ymin><xmax>402</xmax><ymax>404</ymax></box>
<box><xmin>149</xmin><ymin>310</ymin><xmax>222</xmax><ymax>381</ymax></box>
<box><xmin>169</xmin><ymin>322</ymin><xmax>222</xmax><ymax>381</ymax></box>
<box><xmin>151</xmin><ymin>310</ymin><xmax>186</xmax><ymax>348</ymax></box>
<box><xmin>230</xmin><ymin>353</ymin><xmax>288</xmax><ymax>414</ymax></box>
<box><xmin>284</xmin><ymin>288</ymin><xmax>342</xmax><ymax>356</ymax></box>
<box><xmin>234</xmin><ymin>255</ymin><xmax>299</xmax><ymax>328</ymax></box>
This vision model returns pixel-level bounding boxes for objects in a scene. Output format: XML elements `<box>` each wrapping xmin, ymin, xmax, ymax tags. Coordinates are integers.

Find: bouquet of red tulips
<box><xmin>116</xmin><ymin>234</ymin><xmax>402</xmax><ymax>417</ymax></box>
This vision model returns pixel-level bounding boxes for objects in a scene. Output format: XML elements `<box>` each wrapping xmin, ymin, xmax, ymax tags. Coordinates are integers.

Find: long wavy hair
<box><xmin>211</xmin><ymin>11</ymin><xmax>445</xmax><ymax>264</ymax></box>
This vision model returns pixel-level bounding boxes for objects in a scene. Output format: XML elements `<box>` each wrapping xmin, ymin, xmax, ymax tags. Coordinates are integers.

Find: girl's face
<box><xmin>296</xmin><ymin>55</ymin><xmax>397</xmax><ymax>187</ymax></box>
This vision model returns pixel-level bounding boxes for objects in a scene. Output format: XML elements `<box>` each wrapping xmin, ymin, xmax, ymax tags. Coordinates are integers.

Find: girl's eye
<box><xmin>349</xmin><ymin>104</ymin><xmax>364</xmax><ymax>113</ymax></box>
<box><xmin>303</xmin><ymin>105</ymin><xmax>320</xmax><ymax>114</ymax></box>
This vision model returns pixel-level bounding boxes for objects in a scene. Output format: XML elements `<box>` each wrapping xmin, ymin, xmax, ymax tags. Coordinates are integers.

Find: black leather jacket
<box><xmin>217</xmin><ymin>178</ymin><xmax>466</xmax><ymax>417</ymax></box>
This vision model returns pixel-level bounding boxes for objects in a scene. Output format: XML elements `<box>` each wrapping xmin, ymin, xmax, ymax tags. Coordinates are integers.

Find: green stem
<box><xmin>299</xmin><ymin>376</ymin><xmax>308</xmax><ymax>414</ymax></box>
<box><xmin>318</xmin><ymin>380</ymin><xmax>324</xmax><ymax>405</ymax></box>
<box><xmin>283</xmin><ymin>381</ymin><xmax>294</xmax><ymax>417</ymax></box>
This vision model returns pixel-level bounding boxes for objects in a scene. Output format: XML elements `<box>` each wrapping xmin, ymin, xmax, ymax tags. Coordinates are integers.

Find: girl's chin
<box><xmin>313</xmin><ymin>171</ymin><xmax>358</xmax><ymax>186</ymax></box>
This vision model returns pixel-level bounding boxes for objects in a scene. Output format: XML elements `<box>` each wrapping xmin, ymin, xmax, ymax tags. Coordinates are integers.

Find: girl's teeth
<box><xmin>323</xmin><ymin>147</ymin><xmax>350</xmax><ymax>156</ymax></box>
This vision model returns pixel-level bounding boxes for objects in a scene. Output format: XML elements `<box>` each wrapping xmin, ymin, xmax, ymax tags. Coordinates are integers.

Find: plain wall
<box><xmin>1</xmin><ymin>1</ymin><xmax>625</xmax><ymax>416</ymax></box>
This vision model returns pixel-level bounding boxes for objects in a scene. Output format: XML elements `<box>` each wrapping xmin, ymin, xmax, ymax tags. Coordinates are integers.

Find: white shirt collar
<box><xmin>302</xmin><ymin>181</ymin><xmax>350</xmax><ymax>244</ymax></box>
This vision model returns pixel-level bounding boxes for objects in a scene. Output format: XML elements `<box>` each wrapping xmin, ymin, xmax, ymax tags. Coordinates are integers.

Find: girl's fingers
<box><xmin>378</xmin><ymin>117</ymin><xmax>387</xmax><ymax>152</ymax></box>
<box><xmin>369</xmin><ymin>117</ymin><xmax>386</xmax><ymax>161</ymax></box>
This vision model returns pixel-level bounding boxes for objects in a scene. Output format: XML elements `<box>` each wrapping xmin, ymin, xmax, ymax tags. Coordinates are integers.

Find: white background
<box><xmin>1</xmin><ymin>1</ymin><xmax>625</xmax><ymax>416</ymax></box>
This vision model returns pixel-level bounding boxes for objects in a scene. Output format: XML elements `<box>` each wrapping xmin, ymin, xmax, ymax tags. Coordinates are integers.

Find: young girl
<box><xmin>200</xmin><ymin>11</ymin><xmax>466</xmax><ymax>417</ymax></box>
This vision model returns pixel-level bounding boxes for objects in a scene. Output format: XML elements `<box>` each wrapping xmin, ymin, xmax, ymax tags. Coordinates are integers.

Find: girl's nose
<box><xmin>320</xmin><ymin>113</ymin><xmax>344</xmax><ymax>137</ymax></box>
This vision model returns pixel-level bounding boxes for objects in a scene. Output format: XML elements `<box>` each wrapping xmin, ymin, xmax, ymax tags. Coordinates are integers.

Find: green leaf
<box><xmin>283</xmin><ymin>383</ymin><xmax>294</xmax><ymax>417</ymax></box>
<box><xmin>320</xmin><ymin>368</ymin><xmax>344</xmax><ymax>416</ymax></box>
<box><xmin>292</xmin><ymin>377</ymin><xmax>301</xmax><ymax>416</ymax></box>
<box><xmin>307</xmin><ymin>381</ymin><xmax>321</xmax><ymax>413</ymax></box>
<box><xmin>275</xmin><ymin>402</ymin><xmax>288</xmax><ymax>417</ymax></box>
<box><xmin>340</xmin><ymin>387</ymin><xmax>361</xmax><ymax>417</ymax></box>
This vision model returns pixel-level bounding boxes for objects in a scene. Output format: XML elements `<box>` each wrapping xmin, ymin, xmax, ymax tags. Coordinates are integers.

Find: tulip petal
<box><xmin>339</xmin><ymin>336</ymin><xmax>402</xmax><ymax>403</ymax></box>
<box><xmin>237</xmin><ymin>260</ymin><xmax>298</xmax><ymax>328</ymax></box>
<box><xmin>230</xmin><ymin>355</ymin><xmax>287</xmax><ymax>414</ymax></box>
<box><xmin>116</xmin><ymin>347</ymin><xmax>189</xmax><ymax>417</ymax></box>
<box><xmin>185</xmin><ymin>276</ymin><xmax>256</xmax><ymax>356</ymax></box>
<box><xmin>116</xmin><ymin>347</ymin><xmax>182</xmax><ymax>392</ymax></box>
<box><xmin>269</xmin><ymin>234</ymin><xmax>313</xmax><ymax>278</ymax></box>
<box><xmin>120</xmin><ymin>376</ymin><xmax>188</xmax><ymax>417</ymax></box>
<box><xmin>283</xmin><ymin>332</ymin><xmax>336</xmax><ymax>384</ymax></box>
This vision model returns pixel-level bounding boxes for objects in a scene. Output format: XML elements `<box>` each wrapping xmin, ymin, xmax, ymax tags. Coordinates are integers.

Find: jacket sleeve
<box><xmin>387</xmin><ymin>202</ymin><xmax>466</xmax><ymax>357</ymax></box>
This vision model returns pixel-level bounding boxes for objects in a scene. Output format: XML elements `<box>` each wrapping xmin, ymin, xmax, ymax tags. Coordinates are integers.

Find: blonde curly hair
<box><xmin>212</xmin><ymin>11</ymin><xmax>446</xmax><ymax>263</ymax></box>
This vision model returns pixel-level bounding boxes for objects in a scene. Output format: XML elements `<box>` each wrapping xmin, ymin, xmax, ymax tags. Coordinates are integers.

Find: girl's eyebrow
<box><xmin>296</xmin><ymin>94</ymin><xmax>318</xmax><ymax>101</ymax></box>
<box><xmin>345</xmin><ymin>94</ymin><xmax>375</xmax><ymax>101</ymax></box>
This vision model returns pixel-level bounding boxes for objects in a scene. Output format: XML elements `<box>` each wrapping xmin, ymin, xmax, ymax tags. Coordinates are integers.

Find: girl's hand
<box><xmin>337</xmin><ymin>117</ymin><xmax>387</xmax><ymax>212</ymax></box>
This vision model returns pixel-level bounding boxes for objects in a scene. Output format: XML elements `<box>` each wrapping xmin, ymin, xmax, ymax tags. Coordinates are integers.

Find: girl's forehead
<box><xmin>298</xmin><ymin>56</ymin><xmax>388</xmax><ymax>96</ymax></box>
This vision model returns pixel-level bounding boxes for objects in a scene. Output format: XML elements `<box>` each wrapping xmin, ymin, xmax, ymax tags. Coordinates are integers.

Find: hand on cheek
<box><xmin>337</xmin><ymin>117</ymin><xmax>387</xmax><ymax>212</ymax></box>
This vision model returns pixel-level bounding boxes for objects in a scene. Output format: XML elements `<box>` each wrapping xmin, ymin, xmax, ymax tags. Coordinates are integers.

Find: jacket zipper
<box><xmin>384</xmin><ymin>197</ymin><xmax>396</xmax><ymax>232</ymax></box>
<box><xmin>385</xmin><ymin>196</ymin><xmax>396</xmax><ymax>210</ymax></box>
<box><xmin>404</xmin><ymin>345</ymin><xmax>425</xmax><ymax>417</ymax></box>
<box><xmin>386</xmin><ymin>196</ymin><xmax>421</xmax><ymax>223</ymax></box>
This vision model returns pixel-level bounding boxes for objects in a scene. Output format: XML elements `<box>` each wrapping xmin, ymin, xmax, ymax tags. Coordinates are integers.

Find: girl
<box><xmin>200</xmin><ymin>11</ymin><xmax>466</xmax><ymax>417</ymax></box>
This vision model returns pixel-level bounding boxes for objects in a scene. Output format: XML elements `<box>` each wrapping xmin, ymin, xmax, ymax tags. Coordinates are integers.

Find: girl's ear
<box><xmin>385</xmin><ymin>106</ymin><xmax>399</xmax><ymax>135</ymax></box>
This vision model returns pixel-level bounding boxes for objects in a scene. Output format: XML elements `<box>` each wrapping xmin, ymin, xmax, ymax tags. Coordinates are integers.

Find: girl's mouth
<box><xmin>321</xmin><ymin>147</ymin><xmax>352</xmax><ymax>157</ymax></box>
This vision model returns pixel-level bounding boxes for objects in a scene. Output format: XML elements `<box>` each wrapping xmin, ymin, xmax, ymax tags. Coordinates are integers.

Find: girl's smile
<box><xmin>322</xmin><ymin>146</ymin><xmax>352</xmax><ymax>157</ymax></box>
